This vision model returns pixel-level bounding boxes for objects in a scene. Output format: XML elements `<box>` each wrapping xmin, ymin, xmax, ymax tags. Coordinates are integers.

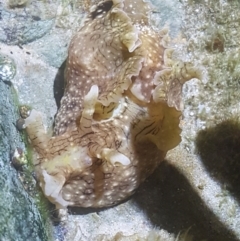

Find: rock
<box><xmin>0</xmin><ymin>1</ymin><xmax>55</xmax><ymax>45</ymax></box>
<box><xmin>0</xmin><ymin>80</ymin><xmax>50</xmax><ymax>241</ymax></box>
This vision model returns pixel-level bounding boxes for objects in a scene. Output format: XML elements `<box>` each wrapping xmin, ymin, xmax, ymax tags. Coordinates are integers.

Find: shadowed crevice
<box><xmin>53</xmin><ymin>60</ymin><xmax>66</xmax><ymax>110</ymax></box>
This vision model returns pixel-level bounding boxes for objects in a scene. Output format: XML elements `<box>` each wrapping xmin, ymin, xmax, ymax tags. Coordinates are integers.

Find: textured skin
<box><xmin>24</xmin><ymin>0</ymin><xmax>200</xmax><ymax>209</ymax></box>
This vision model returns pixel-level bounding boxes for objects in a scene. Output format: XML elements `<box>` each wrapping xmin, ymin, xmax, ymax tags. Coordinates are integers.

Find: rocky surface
<box><xmin>0</xmin><ymin>0</ymin><xmax>240</xmax><ymax>240</ymax></box>
<box><xmin>0</xmin><ymin>79</ymin><xmax>50</xmax><ymax>241</ymax></box>
<box><xmin>0</xmin><ymin>1</ymin><xmax>55</xmax><ymax>45</ymax></box>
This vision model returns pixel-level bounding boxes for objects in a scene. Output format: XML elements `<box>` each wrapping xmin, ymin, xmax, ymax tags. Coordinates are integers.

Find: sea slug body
<box><xmin>23</xmin><ymin>0</ymin><xmax>200</xmax><ymax>209</ymax></box>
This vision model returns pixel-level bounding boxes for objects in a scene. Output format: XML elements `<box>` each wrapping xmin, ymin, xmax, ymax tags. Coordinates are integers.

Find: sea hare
<box><xmin>24</xmin><ymin>0</ymin><xmax>200</xmax><ymax>208</ymax></box>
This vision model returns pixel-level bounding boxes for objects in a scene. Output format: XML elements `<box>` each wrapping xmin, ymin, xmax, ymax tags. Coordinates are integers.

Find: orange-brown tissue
<box><xmin>24</xmin><ymin>0</ymin><xmax>200</xmax><ymax>209</ymax></box>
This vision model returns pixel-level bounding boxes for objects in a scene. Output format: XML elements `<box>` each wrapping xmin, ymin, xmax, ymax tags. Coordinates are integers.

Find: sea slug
<box><xmin>23</xmin><ymin>0</ymin><xmax>200</xmax><ymax>209</ymax></box>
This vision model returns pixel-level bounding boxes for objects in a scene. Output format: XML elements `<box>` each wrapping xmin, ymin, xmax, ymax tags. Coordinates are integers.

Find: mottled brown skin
<box><xmin>24</xmin><ymin>0</ymin><xmax>200</xmax><ymax>209</ymax></box>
